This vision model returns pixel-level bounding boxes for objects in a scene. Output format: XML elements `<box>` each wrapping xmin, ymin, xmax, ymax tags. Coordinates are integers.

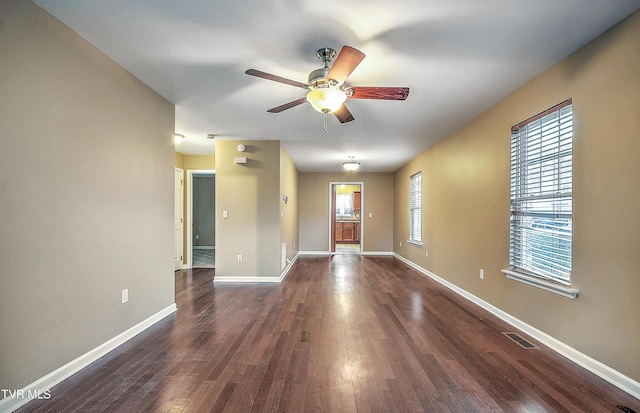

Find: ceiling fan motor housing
<box><xmin>309</xmin><ymin>48</ymin><xmax>340</xmax><ymax>87</ymax></box>
<box><xmin>308</xmin><ymin>67</ymin><xmax>331</xmax><ymax>87</ymax></box>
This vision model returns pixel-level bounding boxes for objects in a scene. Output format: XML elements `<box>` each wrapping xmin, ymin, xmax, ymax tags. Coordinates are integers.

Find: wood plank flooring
<box><xmin>16</xmin><ymin>255</ymin><xmax>640</xmax><ymax>412</ymax></box>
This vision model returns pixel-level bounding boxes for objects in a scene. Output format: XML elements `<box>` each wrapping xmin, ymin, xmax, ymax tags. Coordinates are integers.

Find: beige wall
<box><xmin>299</xmin><ymin>173</ymin><xmax>394</xmax><ymax>252</ymax></box>
<box><xmin>215</xmin><ymin>140</ymin><xmax>281</xmax><ymax>277</ymax></box>
<box><xmin>280</xmin><ymin>145</ymin><xmax>300</xmax><ymax>267</ymax></box>
<box><xmin>0</xmin><ymin>0</ymin><xmax>175</xmax><ymax>392</ymax></box>
<box><xmin>394</xmin><ymin>11</ymin><xmax>640</xmax><ymax>381</ymax></box>
<box><xmin>175</xmin><ymin>152</ymin><xmax>184</xmax><ymax>168</ymax></box>
<box><xmin>183</xmin><ymin>154</ymin><xmax>215</xmax><ymax>170</ymax></box>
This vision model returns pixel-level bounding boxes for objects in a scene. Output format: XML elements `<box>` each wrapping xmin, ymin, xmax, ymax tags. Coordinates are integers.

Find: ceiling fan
<box><xmin>245</xmin><ymin>45</ymin><xmax>409</xmax><ymax>129</ymax></box>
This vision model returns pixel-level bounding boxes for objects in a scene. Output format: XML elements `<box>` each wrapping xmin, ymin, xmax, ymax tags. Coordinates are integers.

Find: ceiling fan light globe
<box><xmin>306</xmin><ymin>87</ymin><xmax>346</xmax><ymax>113</ymax></box>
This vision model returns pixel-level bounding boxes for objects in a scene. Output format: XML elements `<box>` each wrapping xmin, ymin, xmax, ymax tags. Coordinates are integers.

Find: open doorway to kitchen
<box><xmin>187</xmin><ymin>170</ymin><xmax>215</xmax><ymax>268</ymax></box>
<box><xmin>330</xmin><ymin>182</ymin><xmax>363</xmax><ymax>253</ymax></box>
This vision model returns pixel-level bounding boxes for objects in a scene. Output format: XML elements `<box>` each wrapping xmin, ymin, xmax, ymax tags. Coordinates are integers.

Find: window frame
<box><xmin>503</xmin><ymin>98</ymin><xmax>578</xmax><ymax>299</ymax></box>
<box><xmin>408</xmin><ymin>171</ymin><xmax>422</xmax><ymax>246</ymax></box>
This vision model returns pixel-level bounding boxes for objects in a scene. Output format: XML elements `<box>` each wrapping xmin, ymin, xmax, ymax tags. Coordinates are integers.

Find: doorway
<box><xmin>187</xmin><ymin>170</ymin><xmax>215</xmax><ymax>268</ymax></box>
<box><xmin>330</xmin><ymin>182</ymin><xmax>363</xmax><ymax>253</ymax></box>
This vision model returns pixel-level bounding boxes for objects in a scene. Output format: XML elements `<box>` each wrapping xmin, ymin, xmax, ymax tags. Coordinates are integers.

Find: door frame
<box><xmin>186</xmin><ymin>169</ymin><xmax>215</xmax><ymax>268</ymax></box>
<box><xmin>174</xmin><ymin>167</ymin><xmax>184</xmax><ymax>270</ymax></box>
<box><xmin>328</xmin><ymin>181</ymin><xmax>364</xmax><ymax>254</ymax></box>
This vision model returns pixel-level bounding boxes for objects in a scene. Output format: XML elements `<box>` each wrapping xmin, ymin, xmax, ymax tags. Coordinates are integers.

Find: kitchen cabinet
<box><xmin>343</xmin><ymin>224</ymin><xmax>355</xmax><ymax>241</ymax></box>
<box><xmin>335</xmin><ymin>221</ymin><xmax>360</xmax><ymax>243</ymax></box>
<box><xmin>353</xmin><ymin>191</ymin><xmax>361</xmax><ymax>214</ymax></box>
<box><xmin>335</xmin><ymin>222</ymin><xmax>344</xmax><ymax>242</ymax></box>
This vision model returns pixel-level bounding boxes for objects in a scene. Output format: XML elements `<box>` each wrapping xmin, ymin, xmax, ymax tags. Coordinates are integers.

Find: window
<box><xmin>509</xmin><ymin>99</ymin><xmax>573</xmax><ymax>286</ymax></box>
<box><xmin>409</xmin><ymin>172</ymin><xmax>422</xmax><ymax>244</ymax></box>
<box><xmin>335</xmin><ymin>193</ymin><xmax>353</xmax><ymax>216</ymax></box>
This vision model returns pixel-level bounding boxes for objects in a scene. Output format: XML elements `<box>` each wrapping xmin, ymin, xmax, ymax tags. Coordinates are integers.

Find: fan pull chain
<box><xmin>323</xmin><ymin>111</ymin><xmax>328</xmax><ymax>132</ymax></box>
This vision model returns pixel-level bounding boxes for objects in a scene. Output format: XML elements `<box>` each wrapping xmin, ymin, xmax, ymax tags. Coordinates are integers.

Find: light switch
<box><xmin>223</xmin><ymin>210</ymin><xmax>228</xmax><ymax>218</ymax></box>
<box><xmin>369</xmin><ymin>212</ymin><xmax>373</xmax><ymax>218</ymax></box>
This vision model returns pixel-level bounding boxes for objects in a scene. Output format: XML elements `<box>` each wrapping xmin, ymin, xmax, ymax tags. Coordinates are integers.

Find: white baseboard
<box><xmin>213</xmin><ymin>253</ymin><xmax>301</xmax><ymax>284</ymax></box>
<box><xmin>298</xmin><ymin>250</ymin><xmax>393</xmax><ymax>256</ymax></box>
<box><xmin>0</xmin><ymin>304</ymin><xmax>178</xmax><ymax>413</ymax></box>
<box><xmin>298</xmin><ymin>251</ymin><xmax>331</xmax><ymax>256</ymax></box>
<box><xmin>279</xmin><ymin>252</ymin><xmax>299</xmax><ymax>282</ymax></box>
<box><xmin>393</xmin><ymin>253</ymin><xmax>640</xmax><ymax>400</ymax></box>
<box><xmin>214</xmin><ymin>276</ymin><xmax>281</xmax><ymax>283</ymax></box>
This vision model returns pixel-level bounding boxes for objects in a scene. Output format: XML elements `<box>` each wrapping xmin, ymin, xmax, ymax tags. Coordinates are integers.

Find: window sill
<box><xmin>502</xmin><ymin>269</ymin><xmax>579</xmax><ymax>299</ymax></box>
<box><xmin>407</xmin><ymin>240</ymin><xmax>422</xmax><ymax>248</ymax></box>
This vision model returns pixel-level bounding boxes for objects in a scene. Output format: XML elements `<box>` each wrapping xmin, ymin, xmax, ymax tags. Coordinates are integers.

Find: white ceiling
<box><xmin>35</xmin><ymin>0</ymin><xmax>640</xmax><ymax>172</ymax></box>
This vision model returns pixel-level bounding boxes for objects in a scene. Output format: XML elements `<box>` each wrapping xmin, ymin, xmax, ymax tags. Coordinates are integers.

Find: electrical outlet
<box><xmin>121</xmin><ymin>289</ymin><xmax>128</xmax><ymax>303</ymax></box>
<box><xmin>237</xmin><ymin>254</ymin><xmax>243</xmax><ymax>263</ymax></box>
<box><xmin>480</xmin><ymin>269</ymin><xmax>484</xmax><ymax>279</ymax></box>
<box><xmin>195</xmin><ymin>234</ymin><xmax>199</xmax><ymax>240</ymax></box>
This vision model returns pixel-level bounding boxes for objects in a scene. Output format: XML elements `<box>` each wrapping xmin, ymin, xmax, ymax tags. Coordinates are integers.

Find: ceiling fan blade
<box><xmin>267</xmin><ymin>97</ymin><xmax>307</xmax><ymax>113</ymax></box>
<box><xmin>348</xmin><ymin>86</ymin><xmax>410</xmax><ymax>100</ymax></box>
<box><xmin>333</xmin><ymin>104</ymin><xmax>355</xmax><ymax>123</ymax></box>
<box><xmin>326</xmin><ymin>46</ymin><xmax>365</xmax><ymax>85</ymax></box>
<box><xmin>245</xmin><ymin>69</ymin><xmax>308</xmax><ymax>89</ymax></box>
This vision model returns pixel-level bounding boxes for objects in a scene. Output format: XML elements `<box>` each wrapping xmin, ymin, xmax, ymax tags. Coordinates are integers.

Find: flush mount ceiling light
<box><xmin>174</xmin><ymin>133</ymin><xmax>185</xmax><ymax>144</ymax></box>
<box><xmin>342</xmin><ymin>156</ymin><xmax>360</xmax><ymax>171</ymax></box>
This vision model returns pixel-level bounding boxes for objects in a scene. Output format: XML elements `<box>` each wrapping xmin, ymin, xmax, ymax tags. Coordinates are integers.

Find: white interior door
<box><xmin>174</xmin><ymin>168</ymin><xmax>184</xmax><ymax>270</ymax></box>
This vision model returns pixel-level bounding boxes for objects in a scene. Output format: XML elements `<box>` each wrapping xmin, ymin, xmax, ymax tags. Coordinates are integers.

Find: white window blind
<box><xmin>510</xmin><ymin>99</ymin><xmax>573</xmax><ymax>285</ymax></box>
<box><xmin>409</xmin><ymin>172</ymin><xmax>422</xmax><ymax>244</ymax></box>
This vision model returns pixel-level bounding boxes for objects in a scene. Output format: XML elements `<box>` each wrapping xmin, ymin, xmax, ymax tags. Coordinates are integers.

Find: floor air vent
<box><xmin>502</xmin><ymin>332</ymin><xmax>539</xmax><ymax>349</ymax></box>
<box><xmin>617</xmin><ymin>405</ymin><xmax>637</xmax><ymax>413</ymax></box>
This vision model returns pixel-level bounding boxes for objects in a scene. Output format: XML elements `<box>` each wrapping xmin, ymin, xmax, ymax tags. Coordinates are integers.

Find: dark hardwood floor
<box><xmin>17</xmin><ymin>255</ymin><xmax>639</xmax><ymax>412</ymax></box>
